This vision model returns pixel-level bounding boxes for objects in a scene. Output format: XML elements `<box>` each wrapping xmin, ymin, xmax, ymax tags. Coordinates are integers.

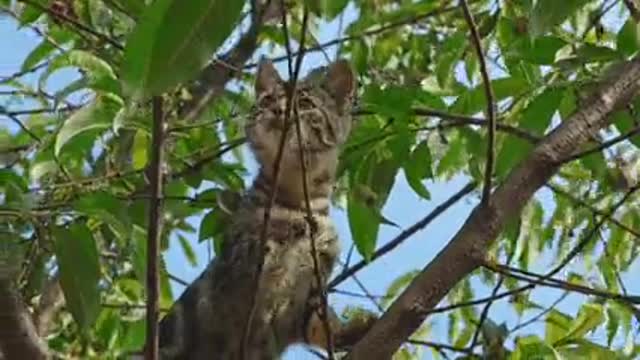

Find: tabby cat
<box><xmin>157</xmin><ymin>59</ymin><xmax>367</xmax><ymax>359</ymax></box>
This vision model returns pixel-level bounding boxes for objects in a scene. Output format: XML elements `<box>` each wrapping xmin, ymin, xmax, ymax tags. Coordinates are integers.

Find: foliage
<box><xmin>1</xmin><ymin>0</ymin><xmax>639</xmax><ymax>358</ymax></box>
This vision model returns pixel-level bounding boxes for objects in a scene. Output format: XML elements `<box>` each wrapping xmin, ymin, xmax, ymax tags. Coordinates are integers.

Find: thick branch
<box><xmin>347</xmin><ymin>57</ymin><xmax>640</xmax><ymax>359</ymax></box>
<box><xmin>0</xmin><ymin>279</ymin><xmax>48</xmax><ymax>359</ymax></box>
<box><xmin>33</xmin><ymin>275</ymin><xmax>64</xmax><ymax>336</ymax></box>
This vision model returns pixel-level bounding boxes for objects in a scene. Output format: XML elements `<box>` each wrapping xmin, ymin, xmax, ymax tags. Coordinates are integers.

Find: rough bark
<box><xmin>32</xmin><ymin>274</ymin><xmax>64</xmax><ymax>336</ymax></box>
<box><xmin>347</xmin><ymin>57</ymin><xmax>640</xmax><ymax>359</ymax></box>
<box><xmin>0</xmin><ymin>279</ymin><xmax>49</xmax><ymax>360</ymax></box>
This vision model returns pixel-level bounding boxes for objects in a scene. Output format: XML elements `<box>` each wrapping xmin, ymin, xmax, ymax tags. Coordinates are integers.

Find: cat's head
<box><xmin>247</xmin><ymin>58</ymin><xmax>356</xmax><ymax>153</ymax></box>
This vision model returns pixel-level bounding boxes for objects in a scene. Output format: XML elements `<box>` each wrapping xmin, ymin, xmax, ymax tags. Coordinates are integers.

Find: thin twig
<box><xmin>425</xmin><ymin>285</ymin><xmax>534</xmax><ymax>316</ymax></box>
<box><xmin>2</xmin><ymin>105</ymin><xmax>76</xmax><ymax>116</ymax></box>
<box><xmin>244</xmin><ymin>3</ymin><xmax>470</xmax><ymax>70</ymax></box>
<box><xmin>145</xmin><ymin>97</ymin><xmax>165</xmax><ymax>360</ymax></box>
<box><xmin>18</xmin><ymin>0</ymin><xmax>123</xmax><ymax>50</ymax></box>
<box><xmin>280</xmin><ymin>3</ymin><xmax>338</xmax><ymax>356</ymax></box>
<box><xmin>468</xmin><ymin>277</ymin><xmax>503</xmax><ymax>350</ymax></box>
<box><xmin>581</xmin><ymin>0</ymin><xmax>619</xmax><ymax>39</ymax></box>
<box><xmin>468</xmin><ymin>246</ymin><xmax>516</xmax><ymax>351</ymax></box>
<box><xmin>353</xmin><ymin>107</ymin><xmax>541</xmax><ymax>142</ymax></box>
<box><xmin>0</xmin><ymin>62</ymin><xmax>48</xmax><ymax>83</ymax></box>
<box><xmin>546</xmin><ymin>183</ymin><xmax>640</xmax><ymax>242</ymax></box>
<box><xmin>488</xmin><ymin>263</ymin><xmax>640</xmax><ymax>303</ymax></box>
<box><xmin>241</xmin><ymin>2</ymin><xmax>294</xmax><ymax>356</ymax></box>
<box><xmin>562</xmin><ymin>124</ymin><xmax>640</xmax><ymax>163</ymax></box>
<box><xmin>460</xmin><ymin>0</ymin><xmax>495</xmax><ymax>203</ymax></box>
<box><xmin>624</xmin><ymin>0</ymin><xmax>640</xmax><ymax>22</ymax></box>
<box><xmin>547</xmin><ymin>185</ymin><xmax>640</xmax><ymax>278</ymax></box>
<box><xmin>1</xmin><ymin>110</ymin><xmax>41</xmax><ymax>143</ymax></box>
<box><xmin>408</xmin><ymin>339</ymin><xmax>474</xmax><ymax>355</ymax></box>
<box><xmin>597</xmin><ymin>226</ymin><xmax>629</xmax><ymax>295</ymax></box>
<box><xmin>329</xmin><ymin>181</ymin><xmax>476</xmax><ymax>288</ymax></box>
<box><xmin>510</xmin><ymin>292</ymin><xmax>569</xmax><ymax>333</ymax></box>
<box><xmin>167</xmin><ymin>273</ymin><xmax>189</xmax><ymax>287</ymax></box>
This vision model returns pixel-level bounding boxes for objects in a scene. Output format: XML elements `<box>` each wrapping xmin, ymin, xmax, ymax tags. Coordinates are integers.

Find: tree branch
<box><xmin>347</xmin><ymin>57</ymin><xmax>640</xmax><ymax>359</ymax></box>
<box><xmin>487</xmin><ymin>263</ymin><xmax>640</xmax><ymax>304</ymax></box>
<box><xmin>460</xmin><ymin>0</ymin><xmax>496</xmax><ymax>203</ymax></box>
<box><xmin>624</xmin><ymin>0</ymin><xmax>640</xmax><ymax>22</ymax></box>
<box><xmin>546</xmin><ymin>183</ymin><xmax>640</xmax><ymax>242</ymax></box>
<box><xmin>329</xmin><ymin>181</ymin><xmax>476</xmax><ymax>288</ymax></box>
<box><xmin>32</xmin><ymin>274</ymin><xmax>64</xmax><ymax>336</ymax></box>
<box><xmin>0</xmin><ymin>279</ymin><xmax>48</xmax><ymax>359</ymax></box>
<box><xmin>145</xmin><ymin>96</ymin><xmax>166</xmax><ymax>360</ymax></box>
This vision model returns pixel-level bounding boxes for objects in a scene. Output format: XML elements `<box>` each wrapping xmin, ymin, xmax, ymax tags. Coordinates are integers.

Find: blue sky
<box><xmin>1</xmin><ymin>3</ymin><xmax>639</xmax><ymax>359</ymax></box>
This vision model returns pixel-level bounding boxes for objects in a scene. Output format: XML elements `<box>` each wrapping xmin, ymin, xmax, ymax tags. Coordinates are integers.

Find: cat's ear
<box><xmin>325</xmin><ymin>60</ymin><xmax>356</xmax><ymax>104</ymax></box>
<box><xmin>255</xmin><ymin>58</ymin><xmax>281</xmax><ymax>95</ymax></box>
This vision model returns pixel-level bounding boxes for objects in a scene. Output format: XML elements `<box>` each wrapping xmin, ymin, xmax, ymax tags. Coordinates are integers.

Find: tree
<box><xmin>1</xmin><ymin>0</ymin><xmax>640</xmax><ymax>358</ymax></box>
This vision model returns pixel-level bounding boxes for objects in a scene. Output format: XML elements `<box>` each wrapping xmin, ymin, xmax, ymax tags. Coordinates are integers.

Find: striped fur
<box><xmin>157</xmin><ymin>59</ymin><xmax>356</xmax><ymax>359</ymax></box>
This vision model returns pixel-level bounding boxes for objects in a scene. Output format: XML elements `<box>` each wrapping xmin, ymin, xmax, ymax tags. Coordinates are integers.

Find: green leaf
<box><xmin>119</xmin><ymin>320</ymin><xmax>146</xmax><ymax>351</ymax></box>
<box><xmin>450</xmin><ymin>77</ymin><xmax>529</xmax><ymax>115</ymax></box>
<box><xmin>131</xmin><ymin>225</ymin><xmax>147</xmax><ymax>284</ymax></box>
<box><xmin>606</xmin><ymin>305</ymin><xmax>620</xmax><ymax>346</ymax></box>
<box><xmin>21</xmin><ymin>40</ymin><xmax>55</xmax><ymax>72</ymax></box>
<box><xmin>404</xmin><ymin>140</ymin><xmax>432</xmax><ymax>199</ymax></box>
<box><xmin>612</xmin><ymin>110</ymin><xmax>640</xmax><ymax>148</ymax></box>
<box><xmin>435</xmin><ymin>32</ymin><xmax>466</xmax><ymax>88</ymax></box>
<box><xmin>199</xmin><ymin>210</ymin><xmax>227</xmax><ymax>254</ymax></box>
<box><xmin>362</xmin><ymin>85</ymin><xmax>415</xmax><ymax>120</ymax></box>
<box><xmin>347</xmin><ymin>190</ymin><xmax>379</xmax><ymax>261</ymax></box>
<box><xmin>29</xmin><ymin>160</ymin><xmax>58</xmax><ymax>181</ymax></box>
<box><xmin>177</xmin><ymin>234</ymin><xmax>198</xmax><ymax>267</ymax></box>
<box><xmin>521</xmin><ymin>36</ymin><xmax>567</xmax><ymax>65</ymax></box>
<box><xmin>53</xmin><ymin>224</ymin><xmax>101</xmax><ymax>329</ymax></box>
<box><xmin>304</xmin><ymin>0</ymin><xmax>349</xmax><ymax>20</ymax></box>
<box><xmin>530</xmin><ymin>0</ymin><xmax>590</xmax><ymax>38</ymax></box>
<box><xmin>453</xmin><ymin>326</ymin><xmax>474</xmax><ymax>348</ymax></box>
<box><xmin>545</xmin><ymin>309</ymin><xmax>572</xmax><ymax>344</ymax></box>
<box><xmin>556</xmin><ymin>303</ymin><xmax>605</xmax><ymax>344</ymax></box>
<box><xmin>41</xmin><ymin>50</ymin><xmax>120</xmax><ymax>94</ymax></box>
<box><xmin>19</xmin><ymin>0</ymin><xmax>45</xmax><ymax>25</ymax></box>
<box><xmin>110</xmin><ymin>0</ymin><xmax>146</xmax><ymax>18</ymax></box>
<box><xmin>496</xmin><ymin>87</ymin><xmax>563</xmax><ymax>178</ymax></box>
<box><xmin>576</xmin><ymin>44</ymin><xmax>622</xmax><ymax>63</ymax></box>
<box><xmin>436</xmin><ymin>135</ymin><xmax>467</xmax><ymax>178</ymax></box>
<box><xmin>511</xmin><ymin>335</ymin><xmax>560</xmax><ymax>360</ymax></box>
<box><xmin>121</xmin><ymin>0</ymin><xmax>245</xmax><ymax>98</ymax></box>
<box><xmin>132</xmin><ymin>129</ymin><xmax>149</xmax><ymax>170</ymax></box>
<box><xmin>94</xmin><ymin>309</ymin><xmax>120</xmax><ymax>349</ymax></box>
<box><xmin>55</xmin><ymin>95</ymin><xmax>122</xmax><ymax>156</ymax></box>
<box><xmin>617</xmin><ymin>19</ymin><xmax>640</xmax><ymax>57</ymax></box>
<box><xmin>557</xmin><ymin>339</ymin><xmax>618</xmax><ymax>358</ymax></box>
<box><xmin>0</xmin><ymin>169</ymin><xmax>28</xmax><ymax>192</ymax></box>
<box><xmin>597</xmin><ymin>255</ymin><xmax>619</xmax><ymax>293</ymax></box>
<box><xmin>73</xmin><ymin>191</ymin><xmax>131</xmax><ymax>240</ymax></box>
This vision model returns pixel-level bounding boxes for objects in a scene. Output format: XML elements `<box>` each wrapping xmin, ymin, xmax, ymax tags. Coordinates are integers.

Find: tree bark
<box><xmin>347</xmin><ymin>57</ymin><xmax>640</xmax><ymax>359</ymax></box>
<box><xmin>0</xmin><ymin>279</ymin><xmax>49</xmax><ymax>360</ymax></box>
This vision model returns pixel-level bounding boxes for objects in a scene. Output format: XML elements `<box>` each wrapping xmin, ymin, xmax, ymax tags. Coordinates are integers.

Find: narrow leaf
<box><xmin>121</xmin><ymin>0</ymin><xmax>245</xmax><ymax>97</ymax></box>
<box><xmin>53</xmin><ymin>224</ymin><xmax>101</xmax><ymax>329</ymax></box>
<box><xmin>55</xmin><ymin>95</ymin><xmax>122</xmax><ymax>156</ymax></box>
